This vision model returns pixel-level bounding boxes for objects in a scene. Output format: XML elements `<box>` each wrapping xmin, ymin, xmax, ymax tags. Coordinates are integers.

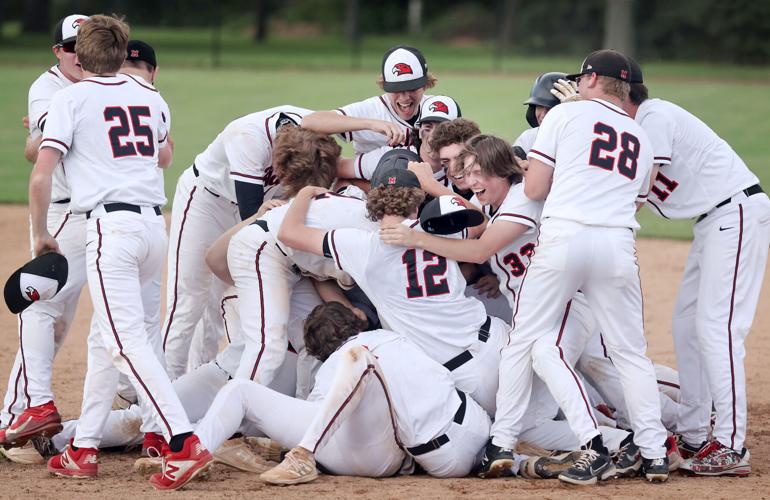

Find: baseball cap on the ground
<box><xmin>126</xmin><ymin>40</ymin><xmax>157</xmax><ymax>68</ymax></box>
<box><xmin>566</xmin><ymin>49</ymin><xmax>632</xmax><ymax>82</ymax></box>
<box><xmin>4</xmin><ymin>252</ymin><xmax>68</xmax><ymax>314</ymax></box>
<box><xmin>381</xmin><ymin>45</ymin><xmax>429</xmax><ymax>93</ymax></box>
<box><xmin>370</xmin><ymin>148</ymin><xmax>422</xmax><ymax>189</ymax></box>
<box><xmin>419</xmin><ymin>195</ymin><xmax>484</xmax><ymax>235</ymax></box>
<box><xmin>416</xmin><ymin>95</ymin><xmax>461</xmax><ymax>127</ymax></box>
<box><xmin>54</xmin><ymin>14</ymin><xmax>89</xmax><ymax>45</ymax></box>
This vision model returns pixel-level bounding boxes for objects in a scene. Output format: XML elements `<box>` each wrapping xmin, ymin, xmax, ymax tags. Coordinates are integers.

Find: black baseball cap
<box><xmin>419</xmin><ymin>195</ymin><xmax>484</xmax><ymax>235</ymax></box>
<box><xmin>566</xmin><ymin>49</ymin><xmax>632</xmax><ymax>82</ymax></box>
<box><xmin>126</xmin><ymin>40</ymin><xmax>157</xmax><ymax>68</ymax></box>
<box><xmin>627</xmin><ymin>56</ymin><xmax>644</xmax><ymax>84</ymax></box>
<box><xmin>370</xmin><ymin>148</ymin><xmax>422</xmax><ymax>189</ymax></box>
<box><xmin>4</xmin><ymin>252</ymin><xmax>68</xmax><ymax>314</ymax></box>
<box><xmin>381</xmin><ymin>45</ymin><xmax>429</xmax><ymax>93</ymax></box>
<box><xmin>53</xmin><ymin>14</ymin><xmax>88</xmax><ymax>45</ymax></box>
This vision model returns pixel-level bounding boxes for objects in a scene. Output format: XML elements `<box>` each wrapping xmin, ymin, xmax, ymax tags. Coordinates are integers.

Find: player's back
<box><xmin>637</xmin><ymin>98</ymin><xmax>758</xmax><ymax>219</ymax></box>
<box><xmin>42</xmin><ymin>74</ymin><xmax>169</xmax><ymax>212</ymax></box>
<box><xmin>327</xmin><ymin>221</ymin><xmax>487</xmax><ymax>362</ymax></box>
<box><xmin>194</xmin><ymin>105</ymin><xmax>311</xmax><ymax>202</ymax></box>
<box><xmin>529</xmin><ymin>98</ymin><xmax>653</xmax><ymax>229</ymax></box>
<box><xmin>267</xmin><ymin>192</ymin><xmax>376</xmax><ymax>285</ymax></box>
<box><xmin>310</xmin><ymin>329</ymin><xmax>462</xmax><ymax>445</ymax></box>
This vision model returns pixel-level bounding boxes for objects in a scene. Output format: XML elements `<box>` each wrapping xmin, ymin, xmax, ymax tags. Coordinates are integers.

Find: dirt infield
<box><xmin>0</xmin><ymin>204</ymin><xmax>768</xmax><ymax>498</ymax></box>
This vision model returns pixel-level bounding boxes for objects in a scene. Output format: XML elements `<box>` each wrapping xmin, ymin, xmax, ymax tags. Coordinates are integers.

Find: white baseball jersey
<box><xmin>309</xmin><ymin>329</ymin><xmax>461</xmax><ymax>446</ymax></box>
<box><xmin>194</xmin><ymin>105</ymin><xmax>311</xmax><ymax>203</ymax></box>
<box><xmin>529</xmin><ymin>98</ymin><xmax>653</xmax><ymax>229</ymax></box>
<box><xmin>479</xmin><ymin>183</ymin><xmax>543</xmax><ymax>309</ymax></box>
<box><xmin>332</xmin><ymin>94</ymin><xmax>431</xmax><ymax>153</ymax></box>
<box><xmin>41</xmin><ymin>74</ymin><xmax>170</xmax><ymax>213</ymax></box>
<box><xmin>326</xmin><ymin>222</ymin><xmax>487</xmax><ymax>363</ymax></box>
<box><xmin>513</xmin><ymin>127</ymin><xmax>538</xmax><ymax>153</ymax></box>
<box><xmin>350</xmin><ymin>144</ymin><xmax>448</xmax><ymax>186</ymax></box>
<box><xmin>28</xmin><ymin>65</ymin><xmax>77</xmax><ymax>202</ymax></box>
<box><xmin>636</xmin><ymin>98</ymin><xmax>759</xmax><ymax>219</ymax></box>
<box><xmin>266</xmin><ymin>192</ymin><xmax>377</xmax><ymax>286</ymax></box>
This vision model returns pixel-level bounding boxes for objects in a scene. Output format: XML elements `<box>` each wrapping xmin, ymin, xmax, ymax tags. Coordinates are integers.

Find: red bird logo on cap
<box><xmin>387</xmin><ymin>176</ymin><xmax>397</xmax><ymax>185</ymax></box>
<box><xmin>392</xmin><ymin>63</ymin><xmax>413</xmax><ymax>76</ymax></box>
<box><xmin>25</xmin><ymin>286</ymin><xmax>40</xmax><ymax>301</ymax></box>
<box><xmin>130</xmin><ymin>49</ymin><xmax>139</xmax><ymax>58</ymax></box>
<box><xmin>72</xmin><ymin>18</ymin><xmax>87</xmax><ymax>28</ymax></box>
<box><xmin>429</xmin><ymin>101</ymin><xmax>449</xmax><ymax>114</ymax></box>
<box><xmin>450</xmin><ymin>196</ymin><xmax>465</xmax><ymax>207</ymax></box>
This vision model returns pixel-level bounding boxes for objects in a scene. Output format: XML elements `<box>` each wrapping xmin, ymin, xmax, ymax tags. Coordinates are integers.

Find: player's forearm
<box><xmin>311</xmin><ymin>278</ymin><xmax>354</xmax><ymax>308</ymax></box>
<box><xmin>277</xmin><ymin>189</ymin><xmax>316</xmax><ymax>252</ymax></box>
<box><xmin>24</xmin><ymin>135</ymin><xmax>42</xmax><ymax>164</ymax></box>
<box><xmin>29</xmin><ymin>169</ymin><xmax>52</xmax><ymax>239</ymax></box>
<box><xmin>205</xmin><ymin>213</ymin><xmax>262</xmax><ymax>285</ymax></box>
<box><xmin>415</xmin><ymin>232</ymin><xmax>493</xmax><ymax>265</ymax></box>
<box><xmin>302</xmin><ymin>111</ymin><xmax>373</xmax><ymax>135</ymax></box>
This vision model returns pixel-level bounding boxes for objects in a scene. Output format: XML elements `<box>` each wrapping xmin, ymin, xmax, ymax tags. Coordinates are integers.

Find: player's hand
<box><xmin>407</xmin><ymin>161</ymin><xmax>435</xmax><ymax>188</ymax></box>
<box><xmin>472</xmin><ymin>274</ymin><xmax>501</xmax><ymax>298</ymax></box>
<box><xmin>256</xmin><ymin>199</ymin><xmax>286</xmax><ymax>218</ymax></box>
<box><xmin>351</xmin><ymin>306</ymin><xmax>368</xmax><ymax>323</ymax></box>
<box><xmin>551</xmin><ymin>78</ymin><xmax>581</xmax><ymax>103</ymax></box>
<box><xmin>299</xmin><ymin>185</ymin><xmax>330</xmax><ymax>198</ymax></box>
<box><xmin>370</xmin><ymin>120</ymin><xmax>406</xmax><ymax>147</ymax></box>
<box><xmin>379</xmin><ymin>223</ymin><xmax>419</xmax><ymax>247</ymax></box>
<box><xmin>33</xmin><ymin>232</ymin><xmax>60</xmax><ymax>257</ymax></box>
<box><xmin>514</xmin><ymin>157</ymin><xmax>530</xmax><ymax>172</ymax></box>
<box><xmin>22</xmin><ymin>116</ymin><xmax>30</xmax><ymax>130</ymax></box>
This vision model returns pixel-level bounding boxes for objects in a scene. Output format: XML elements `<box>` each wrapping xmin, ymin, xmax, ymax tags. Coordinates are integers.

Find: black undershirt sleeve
<box><xmin>322</xmin><ymin>233</ymin><xmax>332</xmax><ymax>258</ymax></box>
<box><xmin>234</xmin><ymin>181</ymin><xmax>264</xmax><ymax>221</ymax></box>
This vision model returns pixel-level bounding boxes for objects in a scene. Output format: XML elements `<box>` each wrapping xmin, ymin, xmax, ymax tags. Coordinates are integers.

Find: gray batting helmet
<box><xmin>523</xmin><ymin>71</ymin><xmax>567</xmax><ymax>128</ymax></box>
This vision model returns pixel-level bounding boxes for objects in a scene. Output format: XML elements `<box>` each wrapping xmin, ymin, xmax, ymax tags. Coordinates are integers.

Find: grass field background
<box><xmin>1</xmin><ymin>29</ymin><xmax>769</xmax><ymax>239</ymax></box>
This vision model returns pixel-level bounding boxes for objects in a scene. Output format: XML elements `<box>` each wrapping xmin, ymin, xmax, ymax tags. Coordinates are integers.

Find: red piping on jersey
<box><xmin>493</xmin><ymin>212</ymin><xmax>537</xmax><ymax>227</ymax></box>
<box><xmin>590</xmin><ymin>99</ymin><xmax>629</xmax><ymax>117</ymax></box>
<box><xmin>52</xmin><ymin>211</ymin><xmax>71</xmax><ymax>238</ymax></box>
<box><xmin>47</xmin><ymin>69</ymin><xmax>59</xmax><ymax>79</ymax></box>
<box><xmin>357</xmin><ymin>153</ymin><xmax>365</xmax><ymax>179</ymax></box>
<box><xmin>494</xmin><ymin>253</ymin><xmax>516</xmax><ymax>301</ymax></box>
<box><xmin>657</xmin><ymin>379</ymin><xmax>680</xmax><ymax>390</ymax></box>
<box><xmin>334</xmin><ymin>109</ymin><xmax>354</xmax><ymax>141</ymax></box>
<box><xmin>329</xmin><ymin>230</ymin><xmax>343</xmax><ymax>270</ymax></box>
<box><xmin>555</xmin><ymin>300</ymin><xmax>599</xmax><ymax>430</ymax></box>
<box><xmin>249</xmin><ymin>242</ymin><xmax>269</xmax><ymax>381</ymax></box>
<box><xmin>81</xmin><ymin>79</ymin><xmax>126</xmax><ymax>86</ymax></box>
<box><xmin>529</xmin><ymin>149</ymin><xmax>555</xmax><ymax>164</ymax></box>
<box><xmin>312</xmin><ymin>364</ymin><xmax>372</xmax><ymax>453</ymax></box>
<box><xmin>41</xmin><ymin>138</ymin><xmax>70</xmax><ymax>151</ymax></box>
<box><xmin>124</xmin><ymin>74</ymin><xmax>158</xmax><ymax>92</ymax></box>
<box><xmin>646</xmin><ymin>200</ymin><xmax>670</xmax><ymax>219</ymax></box>
<box><xmin>220</xmin><ymin>295</ymin><xmax>238</xmax><ymax>344</ymax></box>
<box><xmin>372</xmin><ymin>364</ymin><xmax>406</xmax><ymax>449</ymax></box>
<box><xmin>409</xmin><ymin>220</ymin><xmax>420</xmax><ymax>228</ymax></box>
<box><xmin>599</xmin><ymin>334</ymin><xmax>609</xmax><ymax>358</ymax></box>
<box><xmin>95</xmin><ymin>219</ymin><xmax>174</xmax><ymax>437</ymax></box>
<box><xmin>727</xmin><ymin>204</ymin><xmax>744</xmax><ymax>449</ymax></box>
<box><xmin>18</xmin><ymin>316</ymin><xmax>31</xmax><ymax>407</ymax></box>
<box><xmin>162</xmin><ymin>185</ymin><xmax>198</xmax><ymax>351</ymax></box>
<box><xmin>264</xmin><ymin>116</ymin><xmax>273</xmax><ymax>147</ymax></box>
<box><xmin>378</xmin><ymin>95</ymin><xmax>411</xmax><ymax>128</ymax></box>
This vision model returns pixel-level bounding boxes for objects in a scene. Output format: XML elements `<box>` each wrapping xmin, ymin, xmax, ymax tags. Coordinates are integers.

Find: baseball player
<box><xmin>429</xmin><ymin>117</ymin><xmax>481</xmax><ymax>197</ymax></box>
<box><xmin>161</xmin><ymin>104</ymin><xmax>312</xmax><ymax>380</ymax></box>
<box><xmin>164</xmin><ymin>301</ymin><xmax>492</xmax><ymax>490</ymax></box>
<box><xmin>0</xmin><ymin>14</ymin><xmax>90</xmax><ymax>452</ymax></box>
<box><xmin>622</xmin><ymin>59</ymin><xmax>770</xmax><ymax>476</ymax></box>
<box><xmin>481</xmin><ymin>50</ymin><xmax>668</xmax><ymax>485</ymax></box>
<box><xmin>26</xmin><ymin>15</ymin><xmax>209</xmax><ymax>489</ymax></box>
<box><xmin>302</xmin><ymin>45</ymin><xmax>436</xmax><ymax>153</ymax></box>
<box><xmin>514</xmin><ymin>71</ymin><xmax>569</xmax><ymax>153</ymax></box>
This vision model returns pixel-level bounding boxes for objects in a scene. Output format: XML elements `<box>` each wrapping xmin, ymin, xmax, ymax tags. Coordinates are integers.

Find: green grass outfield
<box><xmin>1</xmin><ymin>31</ymin><xmax>769</xmax><ymax>239</ymax></box>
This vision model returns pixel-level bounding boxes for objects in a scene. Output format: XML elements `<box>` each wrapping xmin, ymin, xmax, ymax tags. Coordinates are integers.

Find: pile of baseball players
<box><xmin>1</xmin><ymin>11</ymin><xmax>768</xmax><ymax>491</ymax></box>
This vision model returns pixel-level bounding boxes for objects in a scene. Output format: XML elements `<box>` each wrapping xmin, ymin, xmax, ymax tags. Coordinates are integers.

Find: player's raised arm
<box><xmin>302</xmin><ymin>112</ymin><xmax>406</xmax><ymax>147</ymax></box>
<box><xmin>276</xmin><ymin>186</ymin><xmax>330</xmax><ymax>256</ymax></box>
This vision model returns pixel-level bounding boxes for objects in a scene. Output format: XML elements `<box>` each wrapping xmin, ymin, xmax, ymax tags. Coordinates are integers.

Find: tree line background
<box><xmin>2</xmin><ymin>0</ymin><xmax>769</xmax><ymax>64</ymax></box>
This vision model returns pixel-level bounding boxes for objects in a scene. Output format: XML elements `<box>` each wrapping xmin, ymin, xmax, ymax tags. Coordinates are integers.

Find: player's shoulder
<box><xmin>494</xmin><ymin>182</ymin><xmax>542</xmax><ymax>223</ymax></box>
<box><xmin>513</xmin><ymin>127</ymin><xmax>538</xmax><ymax>150</ymax></box>
<box><xmin>636</xmin><ymin>98</ymin><xmax>677</xmax><ymax>120</ymax></box>
<box><xmin>29</xmin><ymin>67</ymin><xmax>69</xmax><ymax>96</ymax></box>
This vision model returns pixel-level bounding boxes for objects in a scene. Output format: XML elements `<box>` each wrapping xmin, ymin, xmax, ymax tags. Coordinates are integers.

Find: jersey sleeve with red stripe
<box><xmin>224</xmin><ymin>128</ymin><xmax>272</xmax><ymax>185</ymax></box>
<box><xmin>326</xmin><ymin>227</ymin><xmax>372</xmax><ymax>278</ymax></box>
<box><xmin>39</xmin><ymin>88</ymin><xmax>75</xmax><ymax>155</ymax></box>
<box><xmin>527</xmin><ymin>105</ymin><xmax>567</xmax><ymax>167</ymax></box>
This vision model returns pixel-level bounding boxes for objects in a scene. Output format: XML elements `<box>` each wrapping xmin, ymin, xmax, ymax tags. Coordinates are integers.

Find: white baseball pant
<box><xmin>673</xmin><ymin>193</ymin><xmax>770</xmax><ymax>451</ymax></box>
<box><xmin>1</xmin><ymin>203</ymin><xmax>87</xmax><ymax>427</ymax></box>
<box><xmin>162</xmin><ymin>166</ymin><xmax>239</xmax><ymax>379</ymax></box>
<box><xmin>74</xmin><ymin>208</ymin><xmax>193</xmax><ymax>449</ymax></box>
<box><xmin>492</xmin><ymin>219</ymin><xmax>667</xmax><ymax>459</ymax></box>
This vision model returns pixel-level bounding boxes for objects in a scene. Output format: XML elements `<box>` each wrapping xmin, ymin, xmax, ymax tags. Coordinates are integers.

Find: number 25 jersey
<box><xmin>41</xmin><ymin>74</ymin><xmax>170</xmax><ymax>213</ymax></box>
<box><xmin>529</xmin><ymin>98</ymin><xmax>653</xmax><ymax>229</ymax></box>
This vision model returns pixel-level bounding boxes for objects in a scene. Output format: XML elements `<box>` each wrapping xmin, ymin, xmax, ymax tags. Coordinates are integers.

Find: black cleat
<box><xmin>520</xmin><ymin>451</ymin><xmax>578</xmax><ymax>479</ymax></box>
<box><xmin>641</xmin><ymin>456</ymin><xmax>669</xmax><ymax>482</ymax></box>
<box><xmin>477</xmin><ymin>439</ymin><xmax>515</xmax><ymax>479</ymax></box>
<box><xmin>558</xmin><ymin>448</ymin><xmax>615</xmax><ymax>485</ymax></box>
<box><xmin>613</xmin><ymin>432</ymin><xmax>642</xmax><ymax>477</ymax></box>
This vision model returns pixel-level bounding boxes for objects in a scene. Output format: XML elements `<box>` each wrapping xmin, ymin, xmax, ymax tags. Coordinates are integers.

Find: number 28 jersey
<box><xmin>41</xmin><ymin>74</ymin><xmax>170</xmax><ymax>213</ymax></box>
<box><xmin>529</xmin><ymin>98</ymin><xmax>653</xmax><ymax>229</ymax></box>
<box><xmin>326</xmin><ymin>221</ymin><xmax>487</xmax><ymax>364</ymax></box>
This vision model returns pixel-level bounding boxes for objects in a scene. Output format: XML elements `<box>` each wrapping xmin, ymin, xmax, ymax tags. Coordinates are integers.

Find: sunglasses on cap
<box><xmin>57</xmin><ymin>41</ymin><xmax>76</xmax><ymax>53</ymax></box>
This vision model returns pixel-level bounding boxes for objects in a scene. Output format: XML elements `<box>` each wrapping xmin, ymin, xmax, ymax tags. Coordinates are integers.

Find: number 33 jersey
<box><xmin>528</xmin><ymin>98</ymin><xmax>653</xmax><ymax>229</ymax></box>
<box><xmin>41</xmin><ymin>74</ymin><xmax>170</xmax><ymax>213</ymax></box>
<box><xmin>327</xmin><ymin>222</ymin><xmax>487</xmax><ymax>363</ymax></box>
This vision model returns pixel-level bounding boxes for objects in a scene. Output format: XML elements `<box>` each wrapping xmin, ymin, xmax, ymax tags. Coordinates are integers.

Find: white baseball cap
<box><xmin>54</xmin><ymin>14</ymin><xmax>89</xmax><ymax>46</ymax></box>
<box><xmin>4</xmin><ymin>252</ymin><xmax>68</xmax><ymax>314</ymax></box>
<box><xmin>381</xmin><ymin>45</ymin><xmax>429</xmax><ymax>93</ymax></box>
<box><xmin>417</xmin><ymin>95</ymin><xmax>461</xmax><ymax>127</ymax></box>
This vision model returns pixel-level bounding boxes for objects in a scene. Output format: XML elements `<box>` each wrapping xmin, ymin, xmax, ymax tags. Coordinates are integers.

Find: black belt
<box><xmin>53</xmin><ymin>198</ymin><xmax>70</xmax><ymax>204</ymax></box>
<box><xmin>86</xmin><ymin>203</ymin><xmax>161</xmax><ymax>219</ymax></box>
<box><xmin>252</xmin><ymin>219</ymin><xmax>269</xmax><ymax>232</ymax></box>
<box><xmin>696</xmin><ymin>184</ymin><xmax>763</xmax><ymax>223</ymax></box>
<box><xmin>407</xmin><ymin>390</ymin><xmax>466</xmax><ymax>456</ymax></box>
<box><xmin>442</xmin><ymin>316</ymin><xmax>492</xmax><ymax>371</ymax></box>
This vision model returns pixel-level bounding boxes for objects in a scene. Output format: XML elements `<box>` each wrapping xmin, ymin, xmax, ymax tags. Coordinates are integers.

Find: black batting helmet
<box><xmin>523</xmin><ymin>71</ymin><xmax>567</xmax><ymax>128</ymax></box>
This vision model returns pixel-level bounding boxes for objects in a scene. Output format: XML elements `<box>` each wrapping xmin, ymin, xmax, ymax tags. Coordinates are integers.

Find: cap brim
<box><xmin>3</xmin><ymin>268</ymin><xmax>26</xmax><ymax>314</ymax></box>
<box><xmin>422</xmin><ymin>208</ymin><xmax>485</xmax><ymax>235</ymax></box>
<box><xmin>565</xmin><ymin>72</ymin><xmax>584</xmax><ymax>81</ymax></box>
<box><xmin>416</xmin><ymin>116</ymin><xmax>450</xmax><ymax>126</ymax></box>
<box><xmin>383</xmin><ymin>76</ymin><xmax>428</xmax><ymax>93</ymax></box>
